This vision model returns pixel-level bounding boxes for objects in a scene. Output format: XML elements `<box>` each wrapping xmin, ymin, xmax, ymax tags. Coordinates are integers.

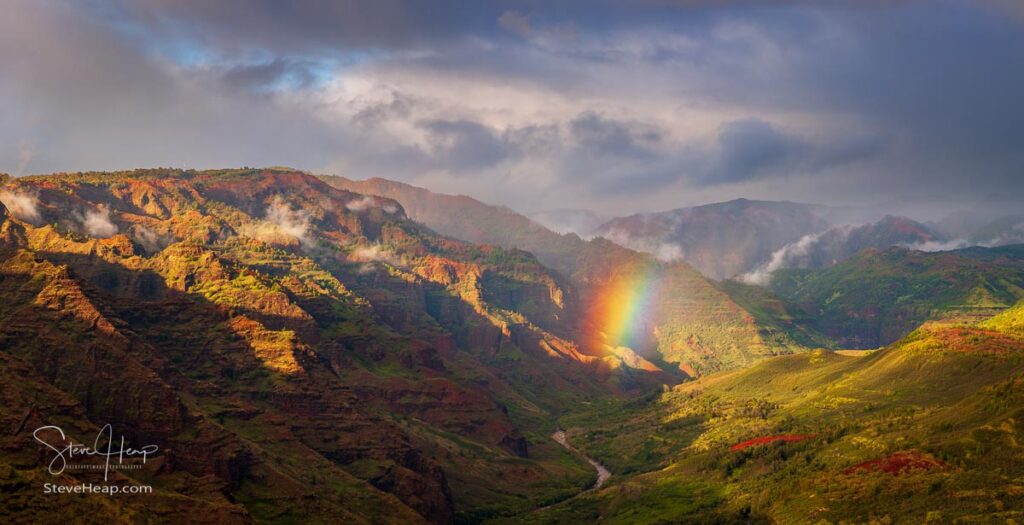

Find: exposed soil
<box><xmin>730</xmin><ymin>434</ymin><xmax>815</xmax><ymax>451</ymax></box>
<box><xmin>843</xmin><ymin>451</ymin><xmax>947</xmax><ymax>475</ymax></box>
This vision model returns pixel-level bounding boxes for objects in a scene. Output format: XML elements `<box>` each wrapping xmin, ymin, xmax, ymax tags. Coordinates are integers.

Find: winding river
<box><xmin>552</xmin><ymin>429</ymin><xmax>611</xmax><ymax>489</ymax></box>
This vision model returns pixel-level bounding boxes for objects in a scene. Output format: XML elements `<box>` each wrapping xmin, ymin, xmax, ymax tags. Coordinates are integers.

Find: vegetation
<box><xmin>4</xmin><ymin>168</ymin><xmax>1024</xmax><ymax>523</ymax></box>
<box><xmin>520</xmin><ymin>305</ymin><xmax>1024</xmax><ymax>523</ymax></box>
<box><xmin>768</xmin><ymin>245</ymin><xmax>1024</xmax><ymax>348</ymax></box>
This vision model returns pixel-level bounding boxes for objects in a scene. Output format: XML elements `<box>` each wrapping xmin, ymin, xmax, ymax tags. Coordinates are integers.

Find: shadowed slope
<box><xmin>322</xmin><ymin>175</ymin><xmax>809</xmax><ymax>377</ymax></box>
<box><xmin>3</xmin><ymin>168</ymin><xmax>649</xmax><ymax>523</ymax></box>
<box><xmin>518</xmin><ymin>303</ymin><xmax>1024</xmax><ymax>523</ymax></box>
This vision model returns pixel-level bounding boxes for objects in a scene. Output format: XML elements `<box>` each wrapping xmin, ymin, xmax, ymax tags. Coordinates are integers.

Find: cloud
<box><xmin>497</xmin><ymin>10</ymin><xmax>579</xmax><ymax>46</ymax></box>
<box><xmin>265</xmin><ymin>196</ymin><xmax>312</xmax><ymax>246</ymax></box>
<box><xmin>220</xmin><ymin>59</ymin><xmax>319</xmax><ymax>92</ymax></box>
<box><xmin>600</xmin><ymin>226</ymin><xmax>689</xmax><ymax>263</ymax></box>
<box><xmin>529</xmin><ymin>208</ymin><xmax>608</xmax><ymax>237</ymax></box>
<box><xmin>498</xmin><ymin>11</ymin><xmax>533</xmax><ymax>38</ymax></box>
<box><xmin>346</xmin><ymin>195</ymin><xmax>399</xmax><ymax>214</ymax></box>
<box><xmin>0</xmin><ymin>190</ymin><xmax>41</xmax><ymax>224</ymax></box>
<box><xmin>130</xmin><ymin>224</ymin><xmax>169</xmax><ymax>253</ymax></box>
<box><xmin>0</xmin><ymin>0</ymin><xmax>1022</xmax><ymax>218</ymax></box>
<box><xmin>350</xmin><ymin>243</ymin><xmax>405</xmax><ymax>270</ymax></box>
<box><xmin>569</xmin><ymin>112</ymin><xmax>663</xmax><ymax>160</ymax></box>
<box><xmin>902</xmin><ymin>239</ymin><xmax>970</xmax><ymax>252</ymax></box>
<box><xmin>699</xmin><ymin>118</ymin><xmax>882</xmax><ymax>186</ymax></box>
<box><xmin>707</xmin><ymin>119</ymin><xmax>795</xmax><ymax>184</ymax></box>
<box><xmin>739</xmin><ymin>230</ymin><xmax>834</xmax><ymax>285</ymax></box>
<box><xmin>80</xmin><ymin>208</ymin><xmax>119</xmax><ymax>238</ymax></box>
<box><xmin>421</xmin><ymin>119</ymin><xmax>512</xmax><ymax>171</ymax></box>
<box><xmin>242</xmin><ymin>196</ymin><xmax>314</xmax><ymax>248</ymax></box>
<box><xmin>0</xmin><ymin>0</ymin><xmax>351</xmax><ymax>176</ymax></box>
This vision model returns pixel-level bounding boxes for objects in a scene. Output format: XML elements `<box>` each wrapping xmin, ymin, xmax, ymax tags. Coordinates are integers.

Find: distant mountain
<box><xmin>968</xmin><ymin>214</ymin><xmax>1024</xmax><ymax>246</ymax></box>
<box><xmin>740</xmin><ymin>215</ymin><xmax>943</xmax><ymax>284</ymax></box>
<box><xmin>320</xmin><ymin>176</ymin><xmax>580</xmax><ymax>277</ymax></box>
<box><xmin>322</xmin><ymin>176</ymin><xmax>809</xmax><ymax>377</ymax></box>
<box><xmin>528</xmin><ymin>209</ymin><xmax>608</xmax><ymax>237</ymax></box>
<box><xmin>594</xmin><ymin>199</ymin><xmax>831</xmax><ymax>280</ymax></box>
<box><xmin>767</xmin><ymin>244</ymin><xmax>1024</xmax><ymax>348</ymax></box>
<box><xmin>7</xmin><ymin>169</ymin><xmax>1024</xmax><ymax>524</ymax></box>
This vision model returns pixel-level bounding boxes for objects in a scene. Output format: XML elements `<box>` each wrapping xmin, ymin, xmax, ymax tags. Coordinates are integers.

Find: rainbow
<box><xmin>588</xmin><ymin>267</ymin><xmax>661</xmax><ymax>351</ymax></box>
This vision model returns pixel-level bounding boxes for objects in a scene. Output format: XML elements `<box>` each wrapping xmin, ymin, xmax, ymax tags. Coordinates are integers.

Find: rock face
<box><xmin>0</xmin><ymin>168</ymin><xmax>625</xmax><ymax>523</ymax></box>
<box><xmin>0</xmin><ymin>201</ymin><xmax>27</xmax><ymax>249</ymax></box>
<box><xmin>323</xmin><ymin>176</ymin><xmax>809</xmax><ymax>377</ymax></box>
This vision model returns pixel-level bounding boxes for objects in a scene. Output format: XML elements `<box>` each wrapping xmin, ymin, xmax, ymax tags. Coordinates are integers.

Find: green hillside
<box><xmin>768</xmin><ymin>245</ymin><xmax>1024</xmax><ymax>348</ymax></box>
<box><xmin>322</xmin><ymin>176</ymin><xmax>810</xmax><ymax>377</ymax></box>
<box><xmin>514</xmin><ymin>303</ymin><xmax>1024</xmax><ymax>523</ymax></box>
<box><xmin>1</xmin><ymin>168</ymin><xmax>613</xmax><ymax>523</ymax></box>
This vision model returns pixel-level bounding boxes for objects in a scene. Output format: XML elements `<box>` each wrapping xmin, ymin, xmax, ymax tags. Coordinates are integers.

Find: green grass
<box><xmin>507</xmin><ymin>306</ymin><xmax>1024</xmax><ymax>523</ymax></box>
<box><xmin>768</xmin><ymin>245</ymin><xmax>1024</xmax><ymax>348</ymax></box>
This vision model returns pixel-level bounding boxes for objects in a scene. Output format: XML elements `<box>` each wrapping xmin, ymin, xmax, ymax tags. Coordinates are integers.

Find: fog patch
<box><xmin>529</xmin><ymin>209</ymin><xmax>607</xmax><ymax>238</ymax></box>
<box><xmin>350</xmin><ymin>243</ymin><xmax>405</xmax><ymax>271</ymax></box>
<box><xmin>346</xmin><ymin>195</ymin><xmax>398</xmax><ymax>214</ymax></box>
<box><xmin>239</xmin><ymin>196</ymin><xmax>314</xmax><ymax>248</ymax></box>
<box><xmin>739</xmin><ymin>230</ymin><xmax>836</xmax><ymax>286</ymax></box>
<box><xmin>78</xmin><ymin>207</ymin><xmax>118</xmax><ymax>238</ymax></box>
<box><xmin>270</xmin><ymin>196</ymin><xmax>313</xmax><ymax>245</ymax></box>
<box><xmin>601</xmin><ymin>227</ymin><xmax>686</xmax><ymax>263</ymax></box>
<box><xmin>0</xmin><ymin>190</ymin><xmax>41</xmax><ymax>224</ymax></box>
<box><xmin>902</xmin><ymin>239</ymin><xmax>970</xmax><ymax>252</ymax></box>
<box><xmin>130</xmin><ymin>224</ymin><xmax>170</xmax><ymax>253</ymax></box>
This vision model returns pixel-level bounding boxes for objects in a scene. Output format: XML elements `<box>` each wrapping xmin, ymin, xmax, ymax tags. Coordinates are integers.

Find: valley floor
<box><xmin>551</xmin><ymin>429</ymin><xmax>611</xmax><ymax>490</ymax></box>
<box><xmin>495</xmin><ymin>309</ymin><xmax>1024</xmax><ymax>524</ymax></box>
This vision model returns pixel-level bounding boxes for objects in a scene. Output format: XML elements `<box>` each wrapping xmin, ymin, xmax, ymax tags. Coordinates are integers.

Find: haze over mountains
<box><xmin>2</xmin><ymin>168</ymin><xmax>1024</xmax><ymax>523</ymax></box>
<box><xmin>4</xmin><ymin>0</ymin><xmax>1024</xmax><ymax>522</ymax></box>
<box><xmin>569</xmin><ymin>198</ymin><xmax>1023</xmax><ymax>283</ymax></box>
<box><xmin>324</xmin><ymin>174</ymin><xmax>1024</xmax><ymax>353</ymax></box>
<box><xmin>328</xmin><ymin>174</ymin><xmax>1023</xmax><ymax>286</ymax></box>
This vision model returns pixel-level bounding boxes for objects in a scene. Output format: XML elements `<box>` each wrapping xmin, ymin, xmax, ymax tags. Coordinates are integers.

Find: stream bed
<box><xmin>552</xmin><ymin>429</ymin><xmax>611</xmax><ymax>489</ymax></box>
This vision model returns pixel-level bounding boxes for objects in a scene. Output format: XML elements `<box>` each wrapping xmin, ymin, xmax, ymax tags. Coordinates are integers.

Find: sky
<box><xmin>1</xmin><ymin>0</ymin><xmax>1023</xmax><ymax>217</ymax></box>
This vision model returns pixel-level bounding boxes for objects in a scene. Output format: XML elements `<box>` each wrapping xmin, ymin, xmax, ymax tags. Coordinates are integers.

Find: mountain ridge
<box><xmin>321</xmin><ymin>175</ymin><xmax>811</xmax><ymax>377</ymax></box>
<box><xmin>1</xmin><ymin>168</ymin><xmax>645</xmax><ymax>523</ymax></box>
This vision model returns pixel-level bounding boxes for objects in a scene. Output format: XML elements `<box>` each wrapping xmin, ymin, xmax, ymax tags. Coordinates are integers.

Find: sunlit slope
<box><xmin>982</xmin><ymin>298</ymin><xmax>1024</xmax><ymax>334</ymax></box>
<box><xmin>520</xmin><ymin>305</ymin><xmax>1024</xmax><ymax>523</ymax></box>
<box><xmin>1</xmin><ymin>169</ymin><xmax>614</xmax><ymax>523</ymax></box>
<box><xmin>323</xmin><ymin>175</ymin><xmax>810</xmax><ymax>377</ymax></box>
<box><xmin>769</xmin><ymin>244</ymin><xmax>1024</xmax><ymax>348</ymax></box>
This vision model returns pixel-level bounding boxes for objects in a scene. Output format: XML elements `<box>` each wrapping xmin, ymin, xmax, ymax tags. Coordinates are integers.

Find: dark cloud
<box><xmin>709</xmin><ymin>119</ymin><xmax>794</xmax><ymax>184</ymax></box>
<box><xmin>421</xmin><ymin>120</ymin><xmax>512</xmax><ymax>171</ymax></box>
<box><xmin>95</xmin><ymin>0</ymin><xmax>503</xmax><ymax>54</ymax></box>
<box><xmin>569</xmin><ymin>113</ymin><xmax>663</xmax><ymax>160</ymax></box>
<box><xmin>701</xmin><ymin>119</ymin><xmax>882</xmax><ymax>186</ymax></box>
<box><xmin>220</xmin><ymin>59</ymin><xmax>318</xmax><ymax>92</ymax></box>
<box><xmin>0</xmin><ymin>0</ymin><xmax>349</xmax><ymax>173</ymax></box>
<box><xmin>1</xmin><ymin>0</ymin><xmax>1022</xmax><ymax>218</ymax></box>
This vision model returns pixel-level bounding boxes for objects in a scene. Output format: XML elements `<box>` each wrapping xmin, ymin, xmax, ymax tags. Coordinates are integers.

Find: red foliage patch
<box><xmin>730</xmin><ymin>434</ymin><xmax>815</xmax><ymax>451</ymax></box>
<box><xmin>843</xmin><ymin>451</ymin><xmax>946</xmax><ymax>475</ymax></box>
<box><xmin>930</xmin><ymin>327</ymin><xmax>1021</xmax><ymax>355</ymax></box>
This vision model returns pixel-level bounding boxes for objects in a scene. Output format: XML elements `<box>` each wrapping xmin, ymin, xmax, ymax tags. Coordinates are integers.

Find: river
<box><xmin>551</xmin><ymin>429</ymin><xmax>611</xmax><ymax>489</ymax></box>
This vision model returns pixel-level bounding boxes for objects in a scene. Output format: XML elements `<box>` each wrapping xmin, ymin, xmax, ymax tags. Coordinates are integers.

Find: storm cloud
<box><xmin>1</xmin><ymin>0</ymin><xmax>1021</xmax><ymax>217</ymax></box>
